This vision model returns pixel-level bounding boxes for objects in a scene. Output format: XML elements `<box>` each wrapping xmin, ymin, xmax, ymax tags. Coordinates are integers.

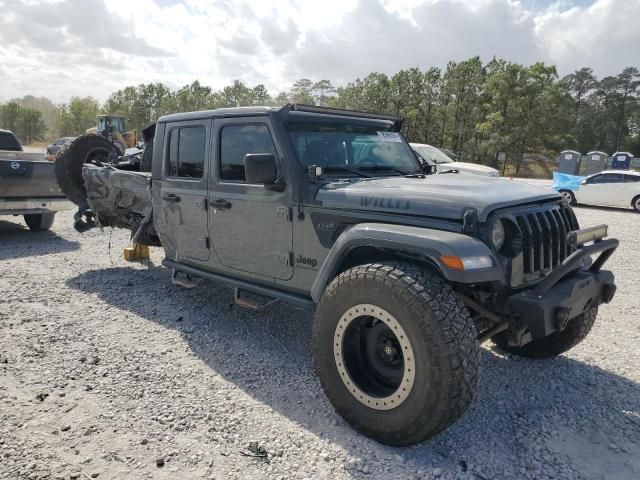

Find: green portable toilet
<box><xmin>583</xmin><ymin>151</ymin><xmax>608</xmax><ymax>176</ymax></box>
<box><xmin>558</xmin><ymin>150</ymin><xmax>581</xmax><ymax>175</ymax></box>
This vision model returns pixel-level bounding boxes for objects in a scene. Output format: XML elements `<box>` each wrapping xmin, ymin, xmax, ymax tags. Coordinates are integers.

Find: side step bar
<box><xmin>171</xmin><ymin>269</ymin><xmax>202</xmax><ymax>289</ymax></box>
<box><xmin>234</xmin><ymin>288</ymin><xmax>278</xmax><ymax>310</ymax></box>
<box><xmin>162</xmin><ymin>259</ymin><xmax>314</xmax><ymax>311</ymax></box>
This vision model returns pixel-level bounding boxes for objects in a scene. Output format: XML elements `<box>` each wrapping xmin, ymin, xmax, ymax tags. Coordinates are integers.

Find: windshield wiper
<box><xmin>323</xmin><ymin>166</ymin><xmax>371</xmax><ymax>178</ymax></box>
<box><xmin>358</xmin><ymin>165</ymin><xmax>412</xmax><ymax>176</ymax></box>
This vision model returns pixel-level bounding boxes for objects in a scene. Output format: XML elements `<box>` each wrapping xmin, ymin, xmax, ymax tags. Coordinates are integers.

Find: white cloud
<box><xmin>0</xmin><ymin>0</ymin><xmax>637</xmax><ymax>104</ymax></box>
<box><xmin>534</xmin><ymin>0</ymin><xmax>640</xmax><ymax>74</ymax></box>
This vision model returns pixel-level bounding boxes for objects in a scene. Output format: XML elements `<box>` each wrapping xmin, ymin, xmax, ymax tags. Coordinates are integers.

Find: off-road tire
<box><xmin>24</xmin><ymin>213</ymin><xmax>55</xmax><ymax>231</ymax></box>
<box><xmin>560</xmin><ymin>190</ymin><xmax>577</xmax><ymax>206</ymax></box>
<box><xmin>313</xmin><ymin>262</ymin><xmax>480</xmax><ymax>446</ymax></box>
<box><xmin>632</xmin><ymin>195</ymin><xmax>640</xmax><ymax>213</ymax></box>
<box><xmin>493</xmin><ymin>307</ymin><xmax>597</xmax><ymax>359</ymax></box>
<box><xmin>54</xmin><ymin>134</ymin><xmax>114</xmax><ymax>207</ymax></box>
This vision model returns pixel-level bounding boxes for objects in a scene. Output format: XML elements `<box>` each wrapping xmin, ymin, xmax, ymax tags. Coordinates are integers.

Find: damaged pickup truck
<box><xmin>55</xmin><ymin>104</ymin><xmax>618</xmax><ymax>446</ymax></box>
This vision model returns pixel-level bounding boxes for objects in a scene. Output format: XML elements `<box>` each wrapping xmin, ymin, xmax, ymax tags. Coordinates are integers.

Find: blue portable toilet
<box><xmin>558</xmin><ymin>150</ymin><xmax>581</xmax><ymax>175</ymax></box>
<box><xmin>583</xmin><ymin>151</ymin><xmax>608</xmax><ymax>176</ymax></box>
<box><xmin>611</xmin><ymin>151</ymin><xmax>632</xmax><ymax>170</ymax></box>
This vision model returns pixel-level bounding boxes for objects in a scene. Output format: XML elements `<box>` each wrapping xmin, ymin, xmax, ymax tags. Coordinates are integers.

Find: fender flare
<box><xmin>310</xmin><ymin>223</ymin><xmax>503</xmax><ymax>303</ymax></box>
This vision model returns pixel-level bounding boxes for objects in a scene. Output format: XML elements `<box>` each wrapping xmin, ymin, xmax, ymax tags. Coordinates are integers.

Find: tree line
<box><xmin>0</xmin><ymin>95</ymin><xmax>99</xmax><ymax>145</ymax></box>
<box><xmin>1</xmin><ymin>58</ymin><xmax>638</xmax><ymax>173</ymax></box>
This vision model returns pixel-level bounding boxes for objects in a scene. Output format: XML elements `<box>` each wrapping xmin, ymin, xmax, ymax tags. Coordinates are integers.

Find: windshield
<box><xmin>286</xmin><ymin>121</ymin><xmax>421</xmax><ymax>175</ymax></box>
<box><xmin>98</xmin><ymin>116</ymin><xmax>125</xmax><ymax>133</ymax></box>
<box><xmin>413</xmin><ymin>145</ymin><xmax>453</xmax><ymax>164</ymax></box>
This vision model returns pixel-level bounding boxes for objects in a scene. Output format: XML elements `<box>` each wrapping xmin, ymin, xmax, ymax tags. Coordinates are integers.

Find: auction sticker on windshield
<box><xmin>377</xmin><ymin>131</ymin><xmax>402</xmax><ymax>142</ymax></box>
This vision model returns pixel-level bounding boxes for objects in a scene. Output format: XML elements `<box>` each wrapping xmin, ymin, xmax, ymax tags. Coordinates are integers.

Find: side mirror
<box><xmin>245</xmin><ymin>153</ymin><xmax>277</xmax><ymax>184</ymax></box>
<box><xmin>416</xmin><ymin>155</ymin><xmax>437</xmax><ymax>175</ymax></box>
<box><xmin>581</xmin><ymin>179</ymin><xmax>587</xmax><ymax>185</ymax></box>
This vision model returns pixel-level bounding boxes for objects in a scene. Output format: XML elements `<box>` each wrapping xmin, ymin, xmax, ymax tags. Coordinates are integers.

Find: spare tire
<box><xmin>54</xmin><ymin>134</ymin><xmax>114</xmax><ymax>207</ymax></box>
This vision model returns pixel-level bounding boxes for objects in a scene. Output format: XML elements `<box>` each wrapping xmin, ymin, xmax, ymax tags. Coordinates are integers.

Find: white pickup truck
<box><xmin>0</xmin><ymin>129</ymin><xmax>72</xmax><ymax>231</ymax></box>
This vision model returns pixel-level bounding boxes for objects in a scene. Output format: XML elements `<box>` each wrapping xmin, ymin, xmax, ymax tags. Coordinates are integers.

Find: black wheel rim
<box><xmin>334</xmin><ymin>304</ymin><xmax>415</xmax><ymax>410</ymax></box>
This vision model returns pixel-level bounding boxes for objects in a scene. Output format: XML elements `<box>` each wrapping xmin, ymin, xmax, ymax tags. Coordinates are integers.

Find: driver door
<box><xmin>209</xmin><ymin>118</ymin><xmax>293</xmax><ymax>280</ymax></box>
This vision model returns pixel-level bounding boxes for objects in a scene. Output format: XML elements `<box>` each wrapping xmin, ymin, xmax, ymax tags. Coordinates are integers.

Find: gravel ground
<box><xmin>1</xmin><ymin>207</ymin><xmax>639</xmax><ymax>480</ymax></box>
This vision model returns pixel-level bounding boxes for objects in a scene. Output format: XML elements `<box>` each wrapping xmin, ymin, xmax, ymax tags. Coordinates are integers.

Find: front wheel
<box><xmin>632</xmin><ymin>195</ymin><xmax>640</xmax><ymax>213</ymax></box>
<box><xmin>560</xmin><ymin>190</ymin><xmax>577</xmax><ymax>206</ymax></box>
<box><xmin>493</xmin><ymin>307</ymin><xmax>597</xmax><ymax>359</ymax></box>
<box><xmin>24</xmin><ymin>213</ymin><xmax>55</xmax><ymax>231</ymax></box>
<box><xmin>313</xmin><ymin>263</ymin><xmax>480</xmax><ymax>446</ymax></box>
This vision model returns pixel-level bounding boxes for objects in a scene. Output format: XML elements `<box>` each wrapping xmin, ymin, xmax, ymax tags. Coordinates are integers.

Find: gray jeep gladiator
<box><xmin>0</xmin><ymin>129</ymin><xmax>72</xmax><ymax>230</ymax></box>
<box><xmin>54</xmin><ymin>104</ymin><xmax>618</xmax><ymax>445</ymax></box>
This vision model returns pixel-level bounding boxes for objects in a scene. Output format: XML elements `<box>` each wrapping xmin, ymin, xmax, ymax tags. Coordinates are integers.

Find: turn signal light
<box><xmin>440</xmin><ymin>256</ymin><xmax>465</xmax><ymax>270</ymax></box>
<box><xmin>440</xmin><ymin>255</ymin><xmax>493</xmax><ymax>271</ymax></box>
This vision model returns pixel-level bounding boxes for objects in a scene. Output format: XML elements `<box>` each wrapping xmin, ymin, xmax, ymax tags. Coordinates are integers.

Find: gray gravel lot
<box><xmin>1</xmin><ymin>207</ymin><xmax>639</xmax><ymax>480</ymax></box>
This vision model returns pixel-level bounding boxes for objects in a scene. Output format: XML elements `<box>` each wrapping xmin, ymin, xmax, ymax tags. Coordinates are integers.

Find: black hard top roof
<box><xmin>157</xmin><ymin>104</ymin><xmax>403</xmax><ymax>129</ymax></box>
<box><xmin>158</xmin><ymin>106</ymin><xmax>278</xmax><ymax>123</ymax></box>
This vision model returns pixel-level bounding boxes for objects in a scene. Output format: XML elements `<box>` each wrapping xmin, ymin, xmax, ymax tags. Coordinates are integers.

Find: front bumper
<box><xmin>505</xmin><ymin>238</ymin><xmax>618</xmax><ymax>346</ymax></box>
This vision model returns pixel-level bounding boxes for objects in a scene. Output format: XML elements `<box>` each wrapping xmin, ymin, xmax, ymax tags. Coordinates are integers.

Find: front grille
<box><xmin>506</xmin><ymin>203</ymin><xmax>579</xmax><ymax>285</ymax></box>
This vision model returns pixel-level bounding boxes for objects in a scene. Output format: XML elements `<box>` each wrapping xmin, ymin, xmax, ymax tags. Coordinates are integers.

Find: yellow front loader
<box><xmin>86</xmin><ymin>115</ymin><xmax>137</xmax><ymax>156</ymax></box>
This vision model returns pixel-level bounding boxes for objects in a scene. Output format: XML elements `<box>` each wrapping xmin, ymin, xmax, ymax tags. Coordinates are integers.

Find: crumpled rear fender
<box><xmin>83</xmin><ymin>165</ymin><xmax>153</xmax><ymax>229</ymax></box>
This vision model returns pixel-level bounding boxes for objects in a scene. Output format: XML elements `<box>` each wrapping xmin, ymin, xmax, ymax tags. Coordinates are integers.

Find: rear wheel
<box><xmin>632</xmin><ymin>195</ymin><xmax>640</xmax><ymax>213</ymax></box>
<box><xmin>493</xmin><ymin>308</ymin><xmax>597</xmax><ymax>359</ymax></box>
<box><xmin>24</xmin><ymin>213</ymin><xmax>55</xmax><ymax>231</ymax></box>
<box><xmin>313</xmin><ymin>263</ymin><xmax>480</xmax><ymax>446</ymax></box>
<box><xmin>560</xmin><ymin>190</ymin><xmax>576</xmax><ymax>206</ymax></box>
<box><xmin>54</xmin><ymin>134</ymin><xmax>114</xmax><ymax>207</ymax></box>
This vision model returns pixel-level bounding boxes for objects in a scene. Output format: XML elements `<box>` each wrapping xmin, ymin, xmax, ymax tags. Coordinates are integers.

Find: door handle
<box><xmin>211</xmin><ymin>199</ymin><xmax>232</xmax><ymax>210</ymax></box>
<box><xmin>163</xmin><ymin>193</ymin><xmax>181</xmax><ymax>203</ymax></box>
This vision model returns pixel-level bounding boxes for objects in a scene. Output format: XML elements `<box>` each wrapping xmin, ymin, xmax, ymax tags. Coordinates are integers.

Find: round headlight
<box><xmin>491</xmin><ymin>220</ymin><xmax>505</xmax><ymax>251</ymax></box>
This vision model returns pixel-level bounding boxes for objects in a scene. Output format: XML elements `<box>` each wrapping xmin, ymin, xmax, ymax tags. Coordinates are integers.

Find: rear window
<box><xmin>0</xmin><ymin>131</ymin><xmax>21</xmax><ymax>151</ymax></box>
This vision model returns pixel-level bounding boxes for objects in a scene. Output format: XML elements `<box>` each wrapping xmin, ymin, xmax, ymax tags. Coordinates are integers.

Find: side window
<box><xmin>220</xmin><ymin>124</ymin><xmax>277</xmax><ymax>181</ymax></box>
<box><xmin>586</xmin><ymin>174</ymin><xmax>601</xmax><ymax>184</ymax></box>
<box><xmin>167</xmin><ymin>126</ymin><xmax>206</xmax><ymax>178</ymax></box>
<box><xmin>588</xmin><ymin>173</ymin><xmax>624</xmax><ymax>184</ymax></box>
<box><xmin>625</xmin><ymin>175</ymin><xmax>640</xmax><ymax>182</ymax></box>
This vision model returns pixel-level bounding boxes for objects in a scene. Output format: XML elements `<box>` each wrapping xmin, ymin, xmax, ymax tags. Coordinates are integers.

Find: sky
<box><xmin>0</xmin><ymin>0</ymin><xmax>638</xmax><ymax>103</ymax></box>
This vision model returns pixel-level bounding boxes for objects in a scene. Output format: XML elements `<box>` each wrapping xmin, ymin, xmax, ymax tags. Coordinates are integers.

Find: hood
<box><xmin>315</xmin><ymin>174</ymin><xmax>560</xmax><ymax>222</ymax></box>
<box><xmin>441</xmin><ymin>162</ymin><xmax>498</xmax><ymax>176</ymax></box>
